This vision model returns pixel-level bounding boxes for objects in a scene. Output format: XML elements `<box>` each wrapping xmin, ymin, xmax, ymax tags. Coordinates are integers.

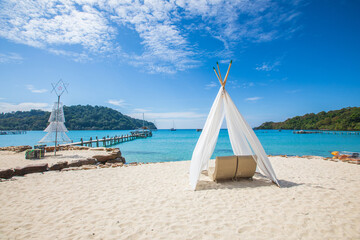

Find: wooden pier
<box><xmin>62</xmin><ymin>131</ymin><xmax>152</xmax><ymax>148</ymax></box>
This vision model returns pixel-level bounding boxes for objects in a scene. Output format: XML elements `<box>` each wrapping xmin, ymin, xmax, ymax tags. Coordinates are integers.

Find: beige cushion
<box><xmin>208</xmin><ymin>156</ymin><xmax>237</xmax><ymax>181</ymax></box>
<box><xmin>235</xmin><ymin>155</ymin><xmax>257</xmax><ymax>178</ymax></box>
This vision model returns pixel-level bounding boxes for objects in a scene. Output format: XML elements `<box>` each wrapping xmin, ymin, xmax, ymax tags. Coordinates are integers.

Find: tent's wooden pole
<box><xmin>223</xmin><ymin>60</ymin><xmax>233</xmax><ymax>87</ymax></box>
<box><xmin>213</xmin><ymin>67</ymin><xmax>223</xmax><ymax>86</ymax></box>
<box><xmin>216</xmin><ymin>62</ymin><xmax>223</xmax><ymax>82</ymax></box>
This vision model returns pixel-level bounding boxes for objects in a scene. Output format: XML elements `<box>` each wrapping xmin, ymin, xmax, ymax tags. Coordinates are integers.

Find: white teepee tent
<box><xmin>189</xmin><ymin>61</ymin><xmax>279</xmax><ymax>190</ymax></box>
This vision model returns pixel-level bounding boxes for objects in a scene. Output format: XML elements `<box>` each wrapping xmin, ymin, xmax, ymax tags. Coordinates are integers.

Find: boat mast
<box><xmin>142</xmin><ymin>113</ymin><xmax>145</xmax><ymax>131</ymax></box>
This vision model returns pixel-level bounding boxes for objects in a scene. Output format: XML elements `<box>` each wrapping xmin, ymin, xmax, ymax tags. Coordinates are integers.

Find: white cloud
<box><xmin>0</xmin><ymin>2</ymin><xmax>115</xmax><ymax>52</ymax></box>
<box><xmin>228</xmin><ymin>80</ymin><xmax>255</xmax><ymax>89</ymax></box>
<box><xmin>0</xmin><ymin>52</ymin><xmax>23</xmax><ymax>64</ymax></box>
<box><xmin>107</xmin><ymin>99</ymin><xmax>127</xmax><ymax>107</ymax></box>
<box><xmin>245</xmin><ymin>97</ymin><xmax>263</xmax><ymax>102</ymax></box>
<box><xmin>0</xmin><ymin>102</ymin><xmax>50</xmax><ymax>112</ymax></box>
<box><xmin>26</xmin><ymin>84</ymin><xmax>47</xmax><ymax>93</ymax></box>
<box><xmin>0</xmin><ymin>0</ymin><xmax>302</xmax><ymax>73</ymax></box>
<box><xmin>219</xmin><ymin>59</ymin><xmax>231</xmax><ymax>64</ymax></box>
<box><xmin>256</xmin><ymin>61</ymin><xmax>281</xmax><ymax>71</ymax></box>
<box><xmin>205</xmin><ymin>81</ymin><xmax>218</xmax><ymax>89</ymax></box>
<box><xmin>48</xmin><ymin>49</ymin><xmax>91</xmax><ymax>63</ymax></box>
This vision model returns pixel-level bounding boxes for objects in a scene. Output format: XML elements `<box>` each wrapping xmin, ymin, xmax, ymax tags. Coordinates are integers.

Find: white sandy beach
<box><xmin>0</xmin><ymin>156</ymin><xmax>359</xmax><ymax>240</ymax></box>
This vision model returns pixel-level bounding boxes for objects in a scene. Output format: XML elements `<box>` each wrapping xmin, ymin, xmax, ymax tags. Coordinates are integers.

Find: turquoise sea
<box><xmin>0</xmin><ymin>129</ymin><xmax>359</xmax><ymax>162</ymax></box>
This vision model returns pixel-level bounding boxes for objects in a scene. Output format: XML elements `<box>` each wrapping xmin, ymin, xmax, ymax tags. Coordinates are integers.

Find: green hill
<box><xmin>0</xmin><ymin>105</ymin><xmax>156</xmax><ymax>130</ymax></box>
<box><xmin>255</xmin><ymin>107</ymin><xmax>360</xmax><ymax>131</ymax></box>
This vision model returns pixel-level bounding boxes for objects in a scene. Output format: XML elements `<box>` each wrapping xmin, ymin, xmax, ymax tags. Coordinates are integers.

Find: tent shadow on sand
<box><xmin>195</xmin><ymin>173</ymin><xmax>302</xmax><ymax>191</ymax></box>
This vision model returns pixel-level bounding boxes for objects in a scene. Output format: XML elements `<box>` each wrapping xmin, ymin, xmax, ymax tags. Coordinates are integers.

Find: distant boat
<box><xmin>131</xmin><ymin>126</ymin><xmax>151</xmax><ymax>135</ymax></box>
<box><xmin>131</xmin><ymin>113</ymin><xmax>152</xmax><ymax>134</ymax></box>
<box><xmin>196</xmin><ymin>129</ymin><xmax>202</xmax><ymax>132</ymax></box>
<box><xmin>170</xmin><ymin>121</ymin><xmax>176</xmax><ymax>131</ymax></box>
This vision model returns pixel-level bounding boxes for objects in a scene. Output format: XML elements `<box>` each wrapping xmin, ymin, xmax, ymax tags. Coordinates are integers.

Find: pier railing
<box><xmin>62</xmin><ymin>131</ymin><xmax>152</xmax><ymax>148</ymax></box>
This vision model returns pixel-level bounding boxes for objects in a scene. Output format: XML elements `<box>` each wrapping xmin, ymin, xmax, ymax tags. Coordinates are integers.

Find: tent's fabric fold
<box><xmin>189</xmin><ymin>88</ymin><xmax>225</xmax><ymax>190</ymax></box>
<box><xmin>223</xmin><ymin>90</ymin><xmax>279</xmax><ymax>186</ymax></box>
<box><xmin>224</xmin><ymin>90</ymin><xmax>253</xmax><ymax>156</ymax></box>
<box><xmin>189</xmin><ymin>87</ymin><xmax>279</xmax><ymax>190</ymax></box>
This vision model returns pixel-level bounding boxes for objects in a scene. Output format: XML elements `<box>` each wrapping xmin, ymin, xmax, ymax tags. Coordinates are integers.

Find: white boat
<box><xmin>170</xmin><ymin>121</ymin><xmax>176</xmax><ymax>131</ymax></box>
<box><xmin>131</xmin><ymin>113</ymin><xmax>152</xmax><ymax>134</ymax></box>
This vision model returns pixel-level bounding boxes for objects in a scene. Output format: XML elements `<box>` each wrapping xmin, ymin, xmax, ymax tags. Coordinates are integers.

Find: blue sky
<box><xmin>0</xmin><ymin>0</ymin><xmax>359</xmax><ymax>129</ymax></box>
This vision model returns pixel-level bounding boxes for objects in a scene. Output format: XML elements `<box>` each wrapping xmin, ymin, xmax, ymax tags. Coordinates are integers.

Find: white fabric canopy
<box><xmin>189</xmin><ymin>87</ymin><xmax>279</xmax><ymax>190</ymax></box>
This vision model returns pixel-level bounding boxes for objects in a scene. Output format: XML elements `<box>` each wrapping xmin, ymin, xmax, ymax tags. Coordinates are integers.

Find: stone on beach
<box><xmin>49</xmin><ymin>161</ymin><xmax>68</xmax><ymax>171</ymax></box>
<box><xmin>0</xmin><ymin>148</ymin><xmax>126</xmax><ymax>179</ymax></box>
<box><xmin>0</xmin><ymin>169</ymin><xmax>14</xmax><ymax>179</ymax></box>
<box><xmin>91</xmin><ymin>147</ymin><xmax>106</xmax><ymax>151</ymax></box>
<box><xmin>106</xmin><ymin>157</ymin><xmax>125</xmax><ymax>164</ymax></box>
<box><xmin>81</xmin><ymin>165</ymin><xmax>97</xmax><ymax>170</ymax></box>
<box><xmin>67</xmin><ymin>158</ymin><xmax>97</xmax><ymax>167</ymax></box>
<box><xmin>14</xmin><ymin>163</ymin><xmax>48</xmax><ymax>176</ymax></box>
<box><xmin>92</xmin><ymin>151</ymin><xmax>123</xmax><ymax>163</ymax></box>
<box><xmin>61</xmin><ymin>167</ymin><xmax>82</xmax><ymax>172</ymax></box>
<box><xmin>112</xmin><ymin>163</ymin><xmax>124</xmax><ymax>167</ymax></box>
<box><xmin>0</xmin><ymin>145</ymin><xmax>32</xmax><ymax>153</ymax></box>
<box><xmin>98</xmin><ymin>164</ymin><xmax>110</xmax><ymax>168</ymax></box>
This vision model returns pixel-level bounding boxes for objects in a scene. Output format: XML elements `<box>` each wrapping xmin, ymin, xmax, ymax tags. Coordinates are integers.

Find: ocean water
<box><xmin>0</xmin><ymin>129</ymin><xmax>359</xmax><ymax>162</ymax></box>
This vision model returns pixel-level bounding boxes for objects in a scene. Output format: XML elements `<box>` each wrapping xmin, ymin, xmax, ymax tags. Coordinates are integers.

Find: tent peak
<box><xmin>213</xmin><ymin>60</ymin><xmax>232</xmax><ymax>88</ymax></box>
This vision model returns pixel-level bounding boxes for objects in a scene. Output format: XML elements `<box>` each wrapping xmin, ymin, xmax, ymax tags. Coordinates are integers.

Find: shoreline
<box><xmin>0</xmin><ymin>147</ymin><xmax>359</xmax><ymax>181</ymax></box>
<box><xmin>1</xmin><ymin>130</ymin><xmax>359</xmax><ymax>160</ymax></box>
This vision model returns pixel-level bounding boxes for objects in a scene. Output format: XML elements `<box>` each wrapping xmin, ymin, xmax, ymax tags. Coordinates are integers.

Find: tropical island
<box><xmin>255</xmin><ymin>107</ymin><xmax>360</xmax><ymax>131</ymax></box>
<box><xmin>0</xmin><ymin>105</ymin><xmax>156</xmax><ymax>130</ymax></box>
